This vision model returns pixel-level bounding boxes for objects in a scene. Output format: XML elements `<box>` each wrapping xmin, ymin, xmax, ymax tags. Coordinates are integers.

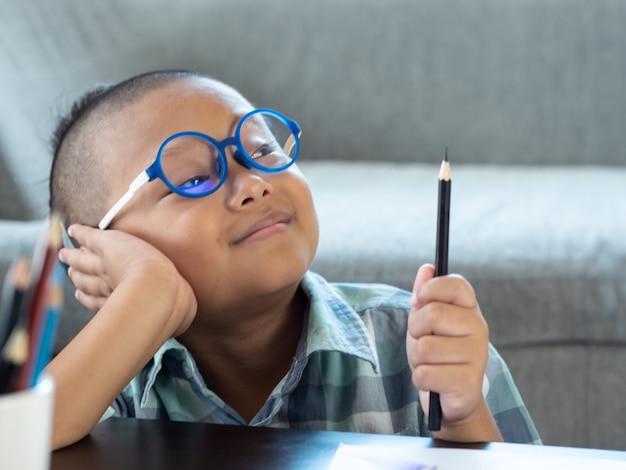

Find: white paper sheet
<box><xmin>327</xmin><ymin>443</ymin><xmax>626</xmax><ymax>470</ymax></box>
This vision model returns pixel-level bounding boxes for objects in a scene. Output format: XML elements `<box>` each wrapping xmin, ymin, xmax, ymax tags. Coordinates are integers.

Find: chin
<box><xmin>258</xmin><ymin>249</ymin><xmax>314</xmax><ymax>293</ymax></box>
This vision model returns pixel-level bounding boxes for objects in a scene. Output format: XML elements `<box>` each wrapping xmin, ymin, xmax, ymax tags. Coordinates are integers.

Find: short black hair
<box><xmin>49</xmin><ymin>69</ymin><xmax>202</xmax><ymax>226</ymax></box>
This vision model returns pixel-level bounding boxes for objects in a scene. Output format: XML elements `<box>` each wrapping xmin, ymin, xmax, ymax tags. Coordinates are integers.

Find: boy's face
<box><xmin>100</xmin><ymin>77</ymin><xmax>319</xmax><ymax>319</ymax></box>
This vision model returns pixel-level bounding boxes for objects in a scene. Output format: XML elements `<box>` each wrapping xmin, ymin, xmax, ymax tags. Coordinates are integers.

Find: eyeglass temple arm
<box><xmin>98</xmin><ymin>172</ymin><xmax>150</xmax><ymax>230</ymax></box>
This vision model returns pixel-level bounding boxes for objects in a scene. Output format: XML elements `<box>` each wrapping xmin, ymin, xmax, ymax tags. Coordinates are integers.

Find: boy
<box><xmin>48</xmin><ymin>70</ymin><xmax>540</xmax><ymax>450</ymax></box>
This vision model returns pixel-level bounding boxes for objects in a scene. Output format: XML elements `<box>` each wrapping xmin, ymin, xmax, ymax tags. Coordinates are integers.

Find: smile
<box><xmin>232</xmin><ymin>212</ymin><xmax>291</xmax><ymax>245</ymax></box>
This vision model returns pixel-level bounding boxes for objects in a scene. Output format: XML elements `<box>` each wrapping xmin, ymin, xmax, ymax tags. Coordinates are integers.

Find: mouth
<box><xmin>231</xmin><ymin>212</ymin><xmax>292</xmax><ymax>245</ymax></box>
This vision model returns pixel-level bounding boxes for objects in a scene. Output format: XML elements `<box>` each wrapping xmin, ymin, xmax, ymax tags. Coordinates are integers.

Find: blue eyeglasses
<box><xmin>98</xmin><ymin>108</ymin><xmax>301</xmax><ymax>229</ymax></box>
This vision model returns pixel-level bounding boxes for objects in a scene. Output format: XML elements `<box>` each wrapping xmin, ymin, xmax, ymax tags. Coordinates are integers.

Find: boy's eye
<box><xmin>250</xmin><ymin>142</ymin><xmax>278</xmax><ymax>159</ymax></box>
<box><xmin>160</xmin><ymin>134</ymin><xmax>221</xmax><ymax>194</ymax></box>
<box><xmin>179</xmin><ymin>174</ymin><xmax>212</xmax><ymax>190</ymax></box>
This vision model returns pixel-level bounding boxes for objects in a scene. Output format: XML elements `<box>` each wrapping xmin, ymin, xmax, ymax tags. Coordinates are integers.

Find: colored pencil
<box><xmin>15</xmin><ymin>214</ymin><xmax>63</xmax><ymax>390</ymax></box>
<box><xmin>428</xmin><ymin>147</ymin><xmax>451</xmax><ymax>431</ymax></box>
<box><xmin>30</xmin><ymin>266</ymin><xmax>64</xmax><ymax>386</ymax></box>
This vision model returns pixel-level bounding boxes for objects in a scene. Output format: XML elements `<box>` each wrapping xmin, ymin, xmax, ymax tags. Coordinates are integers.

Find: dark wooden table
<box><xmin>51</xmin><ymin>418</ymin><xmax>626</xmax><ymax>469</ymax></box>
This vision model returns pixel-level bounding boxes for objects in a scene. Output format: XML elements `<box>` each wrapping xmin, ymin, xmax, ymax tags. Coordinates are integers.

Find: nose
<box><xmin>225</xmin><ymin>152</ymin><xmax>273</xmax><ymax>209</ymax></box>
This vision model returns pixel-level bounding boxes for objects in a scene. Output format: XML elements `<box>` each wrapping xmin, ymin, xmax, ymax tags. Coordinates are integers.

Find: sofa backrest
<box><xmin>1</xmin><ymin>0</ymin><xmax>625</xmax><ymax>219</ymax></box>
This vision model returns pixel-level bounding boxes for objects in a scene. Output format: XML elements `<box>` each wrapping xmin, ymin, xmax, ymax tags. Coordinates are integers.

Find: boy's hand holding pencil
<box><xmin>405</xmin><ymin>151</ymin><xmax>502</xmax><ymax>443</ymax></box>
<box><xmin>406</xmin><ymin>264</ymin><xmax>498</xmax><ymax>441</ymax></box>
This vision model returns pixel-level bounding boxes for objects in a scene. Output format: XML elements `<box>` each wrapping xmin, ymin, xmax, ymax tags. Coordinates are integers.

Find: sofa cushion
<box><xmin>501</xmin><ymin>345</ymin><xmax>626</xmax><ymax>450</ymax></box>
<box><xmin>303</xmin><ymin>161</ymin><xmax>626</xmax><ymax>346</ymax></box>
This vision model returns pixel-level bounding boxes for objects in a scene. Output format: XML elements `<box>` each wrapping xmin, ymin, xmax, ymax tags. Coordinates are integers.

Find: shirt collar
<box><xmin>140</xmin><ymin>338</ymin><xmax>197</xmax><ymax>409</ymax></box>
<box><xmin>300</xmin><ymin>271</ymin><xmax>379</xmax><ymax>370</ymax></box>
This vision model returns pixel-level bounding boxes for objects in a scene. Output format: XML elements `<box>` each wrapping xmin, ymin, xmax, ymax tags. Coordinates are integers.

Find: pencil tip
<box><xmin>11</xmin><ymin>258</ymin><xmax>30</xmax><ymax>289</ymax></box>
<box><xmin>2</xmin><ymin>329</ymin><xmax>29</xmax><ymax>363</ymax></box>
<box><xmin>439</xmin><ymin>147</ymin><xmax>451</xmax><ymax>180</ymax></box>
<box><xmin>49</xmin><ymin>213</ymin><xmax>63</xmax><ymax>250</ymax></box>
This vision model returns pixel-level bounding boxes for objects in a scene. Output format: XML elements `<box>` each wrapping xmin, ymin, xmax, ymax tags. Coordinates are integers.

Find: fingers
<box><xmin>407</xmin><ymin>334</ymin><xmax>481</xmax><ymax>366</ymax></box>
<box><xmin>411</xmin><ymin>263</ymin><xmax>435</xmax><ymax>304</ymax></box>
<box><xmin>65</xmin><ymin>224</ymin><xmax>104</xmax><ymax>252</ymax></box>
<box><xmin>415</xmin><ymin>363</ymin><xmax>485</xmax><ymax>399</ymax></box>
<box><xmin>408</xmin><ymin>328</ymin><xmax>488</xmax><ymax>423</ymax></box>
<box><xmin>58</xmin><ymin>224</ymin><xmax>109</xmax><ymax>275</ymax></box>
<box><xmin>408</xmin><ymin>300</ymin><xmax>485</xmax><ymax>339</ymax></box>
<box><xmin>63</xmin><ymin>259</ymin><xmax>113</xmax><ymax>312</ymax></box>
<box><xmin>59</xmin><ymin>247</ymin><xmax>103</xmax><ymax>277</ymax></box>
<box><xmin>406</xmin><ymin>328</ymin><xmax>488</xmax><ymax>392</ymax></box>
<box><xmin>408</xmin><ymin>269</ymin><xmax>484</xmax><ymax>339</ymax></box>
<box><xmin>59</xmin><ymin>237</ymin><xmax>111</xmax><ymax>298</ymax></box>
<box><xmin>59</xmin><ymin>224</ymin><xmax>117</xmax><ymax>312</ymax></box>
<box><xmin>413</xmin><ymin>272</ymin><xmax>477</xmax><ymax>310</ymax></box>
<box><xmin>67</xmin><ymin>266</ymin><xmax>112</xmax><ymax>298</ymax></box>
<box><xmin>407</xmin><ymin>274</ymin><xmax>488</xmax><ymax>367</ymax></box>
<box><xmin>417</xmin><ymin>364</ymin><xmax>486</xmax><ymax>422</ymax></box>
<box><xmin>407</xmin><ymin>265</ymin><xmax>489</xmax><ymax>424</ymax></box>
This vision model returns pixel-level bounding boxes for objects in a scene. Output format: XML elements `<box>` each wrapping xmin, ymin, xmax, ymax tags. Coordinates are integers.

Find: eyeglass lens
<box><xmin>159</xmin><ymin>111</ymin><xmax>297</xmax><ymax>196</ymax></box>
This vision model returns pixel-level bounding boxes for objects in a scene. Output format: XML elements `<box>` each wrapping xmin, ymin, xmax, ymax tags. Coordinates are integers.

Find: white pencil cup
<box><xmin>0</xmin><ymin>374</ymin><xmax>55</xmax><ymax>470</ymax></box>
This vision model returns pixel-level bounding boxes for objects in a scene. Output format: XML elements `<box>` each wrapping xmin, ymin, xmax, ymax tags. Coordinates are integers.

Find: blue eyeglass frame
<box><xmin>98</xmin><ymin>108</ymin><xmax>301</xmax><ymax>230</ymax></box>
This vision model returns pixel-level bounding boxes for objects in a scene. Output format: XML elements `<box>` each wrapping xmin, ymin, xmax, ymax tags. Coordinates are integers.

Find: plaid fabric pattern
<box><xmin>105</xmin><ymin>272</ymin><xmax>541</xmax><ymax>444</ymax></box>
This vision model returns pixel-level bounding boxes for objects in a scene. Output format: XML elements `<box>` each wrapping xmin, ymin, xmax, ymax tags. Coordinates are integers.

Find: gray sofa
<box><xmin>1</xmin><ymin>0</ymin><xmax>625</xmax><ymax>450</ymax></box>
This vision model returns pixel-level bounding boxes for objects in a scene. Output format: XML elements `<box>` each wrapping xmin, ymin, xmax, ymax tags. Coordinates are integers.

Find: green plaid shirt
<box><xmin>105</xmin><ymin>272</ymin><xmax>541</xmax><ymax>444</ymax></box>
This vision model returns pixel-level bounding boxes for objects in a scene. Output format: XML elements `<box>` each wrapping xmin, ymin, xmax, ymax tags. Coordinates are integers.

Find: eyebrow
<box><xmin>226</xmin><ymin>111</ymin><xmax>247</xmax><ymax>136</ymax></box>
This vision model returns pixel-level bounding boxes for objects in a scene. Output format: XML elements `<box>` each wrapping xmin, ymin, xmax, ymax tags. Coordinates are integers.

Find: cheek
<box><xmin>304</xmin><ymin>195</ymin><xmax>320</xmax><ymax>257</ymax></box>
<box><xmin>292</xmin><ymin>174</ymin><xmax>320</xmax><ymax>256</ymax></box>
<box><xmin>134</xmin><ymin>208</ymin><xmax>227</xmax><ymax>282</ymax></box>
<box><xmin>160</xmin><ymin>232</ymin><xmax>232</xmax><ymax>305</ymax></box>
<box><xmin>159</xmin><ymin>228</ymin><xmax>223</xmax><ymax>276</ymax></box>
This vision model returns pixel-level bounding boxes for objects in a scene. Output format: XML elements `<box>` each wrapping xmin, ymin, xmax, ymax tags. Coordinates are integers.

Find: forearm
<box><xmin>47</xmin><ymin>273</ymin><xmax>192</xmax><ymax>450</ymax></box>
<box><xmin>433</xmin><ymin>399</ymin><xmax>503</xmax><ymax>443</ymax></box>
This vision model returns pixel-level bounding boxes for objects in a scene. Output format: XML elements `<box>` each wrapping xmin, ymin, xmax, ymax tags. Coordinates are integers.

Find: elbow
<box><xmin>51</xmin><ymin>416</ymin><xmax>94</xmax><ymax>451</ymax></box>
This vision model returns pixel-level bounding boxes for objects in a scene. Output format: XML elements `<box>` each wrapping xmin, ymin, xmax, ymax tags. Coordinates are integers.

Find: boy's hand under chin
<box><xmin>59</xmin><ymin>223</ymin><xmax>197</xmax><ymax>337</ymax></box>
<box><xmin>50</xmin><ymin>223</ymin><xmax>198</xmax><ymax>450</ymax></box>
<box><xmin>406</xmin><ymin>264</ymin><xmax>503</xmax><ymax>443</ymax></box>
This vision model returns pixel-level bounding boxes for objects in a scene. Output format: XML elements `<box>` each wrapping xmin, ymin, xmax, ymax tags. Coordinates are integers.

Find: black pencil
<box><xmin>0</xmin><ymin>320</ymin><xmax>29</xmax><ymax>394</ymax></box>
<box><xmin>0</xmin><ymin>258</ymin><xmax>30</xmax><ymax>351</ymax></box>
<box><xmin>429</xmin><ymin>147</ymin><xmax>451</xmax><ymax>431</ymax></box>
<box><xmin>0</xmin><ymin>259</ymin><xmax>31</xmax><ymax>394</ymax></box>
